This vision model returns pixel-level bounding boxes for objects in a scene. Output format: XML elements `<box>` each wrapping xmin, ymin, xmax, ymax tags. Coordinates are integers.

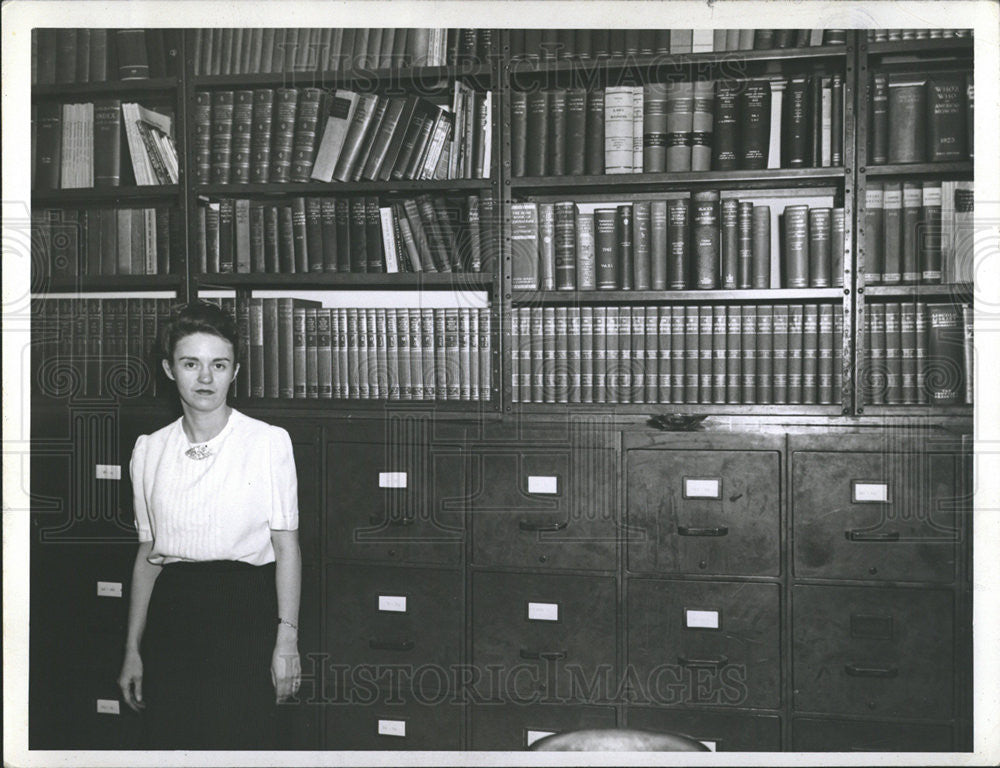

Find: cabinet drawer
<box><xmin>325</xmin><ymin>565</ymin><xmax>462</xmax><ymax>691</ymax></box>
<box><xmin>626</xmin><ymin>707</ymin><xmax>781</xmax><ymax>751</ymax></box>
<box><xmin>792</xmin><ymin>717</ymin><xmax>954</xmax><ymax>751</ymax></box>
<box><xmin>792</xmin><ymin>451</ymin><xmax>960</xmax><ymax>582</ymax></box>
<box><xmin>325</xmin><ymin>693</ymin><xmax>463</xmax><ymax>750</ymax></box>
<box><xmin>470</xmin><ymin>703</ymin><xmax>616</xmax><ymax>749</ymax></box>
<box><xmin>471</xmin><ymin>571</ymin><xmax>616</xmax><ymax>703</ymax></box>
<box><xmin>792</xmin><ymin>585</ymin><xmax>954</xmax><ymax>719</ymax></box>
<box><xmin>627</xmin><ymin>450</ymin><xmax>780</xmax><ymax>576</ymax></box>
<box><xmin>627</xmin><ymin>579</ymin><xmax>781</xmax><ymax>709</ymax></box>
<box><xmin>326</xmin><ymin>440</ymin><xmax>465</xmax><ymax>565</ymax></box>
<box><xmin>470</xmin><ymin>448</ymin><xmax>617</xmax><ymax>571</ymax></box>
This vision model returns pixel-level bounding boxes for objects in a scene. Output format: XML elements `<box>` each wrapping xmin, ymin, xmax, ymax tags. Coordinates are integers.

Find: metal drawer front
<box><xmin>471</xmin><ymin>571</ymin><xmax>617</xmax><ymax>704</ymax></box>
<box><xmin>627</xmin><ymin>450</ymin><xmax>780</xmax><ymax>576</ymax></box>
<box><xmin>627</xmin><ymin>579</ymin><xmax>781</xmax><ymax>709</ymax></box>
<box><xmin>325</xmin><ymin>565</ymin><xmax>463</xmax><ymax>691</ymax></box>
<box><xmin>470</xmin><ymin>449</ymin><xmax>617</xmax><ymax>571</ymax></box>
<box><xmin>325</xmin><ymin>692</ymin><xmax>463</xmax><ymax>750</ymax></box>
<box><xmin>470</xmin><ymin>703</ymin><xmax>616</xmax><ymax>750</ymax></box>
<box><xmin>792</xmin><ymin>717</ymin><xmax>954</xmax><ymax>751</ymax></box>
<box><xmin>792</xmin><ymin>451</ymin><xmax>959</xmax><ymax>582</ymax></box>
<box><xmin>627</xmin><ymin>706</ymin><xmax>782</xmax><ymax>751</ymax></box>
<box><xmin>792</xmin><ymin>585</ymin><xmax>954</xmax><ymax>719</ymax></box>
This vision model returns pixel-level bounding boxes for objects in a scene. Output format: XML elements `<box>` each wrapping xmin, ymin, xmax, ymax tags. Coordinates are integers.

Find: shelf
<box><xmin>512</xmin><ymin>403</ymin><xmax>847</xmax><ymax>416</ymax></box>
<box><xmin>232</xmin><ymin>398</ymin><xmax>497</xmax><ymax>413</ymax></box>
<box><xmin>858</xmin><ymin>404</ymin><xmax>973</xmax><ymax>417</ymax></box>
<box><xmin>865</xmin><ymin>37</ymin><xmax>973</xmax><ymax>57</ymax></box>
<box><xmin>190</xmin><ymin>62</ymin><xmax>493</xmax><ymax>89</ymax></box>
<box><xmin>32</xmin><ymin>77</ymin><xmax>179</xmax><ymax>99</ymax></box>
<box><xmin>862</xmin><ymin>283</ymin><xmax>973</xmax><ymax>299</ymax></box>
<box><xmin>36</xmin><ymin>275</ymin><xmax>185</xmax><ymax>293</ymax></box>
<box><xmin>511</xmin><ymin>167</ymin><xmax>846</xmax><ymax>194</ymax></box>
<box><xmin>194</xmin><ymin>272</ymin><xmax>494</xmax><ymax>290</ymax></box>
<box><xmin>32</xmin><ymin>186</ymin><xmax>182</xmax><ymax>206</ymax></box>
<box><xmin>509</xmin><ymin>44</ymin><xmax>848</xmax><ymax>74</ymax></box>
<box><xmin>195</xmin><ymin>179</ymin><xmax>490</xmax><ymax>196</ymax></box>
<box><xmin>865</xmin><ymin>162</ymin><xmax>973</xmax><ymax>179</ymax></box>
<box><xmin>512</xmin><ymin>288</ymin><xmax>846</xmax><ymax>303</ymax></box>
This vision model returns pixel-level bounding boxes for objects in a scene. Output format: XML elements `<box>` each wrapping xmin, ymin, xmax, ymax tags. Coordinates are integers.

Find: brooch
<box><xmin>184</xmin><ymin>443</ymin><xmax>213</xmax><ymax>460</ymax></box>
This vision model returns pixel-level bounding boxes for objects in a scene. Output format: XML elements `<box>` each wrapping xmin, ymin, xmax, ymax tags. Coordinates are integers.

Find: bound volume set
<box><xmin>512</xmin><ymin>75</ymin><xmax>843</xmax><ymax>176</ymax></box>
<box><xmin>511</xmin><ymin>196</ymin><xmax>844</xmax><ymax>292</ymax></box>
<box><xmin>511</xmin><ymin>302</ymin><xmax>843</xmax><ymax>405</ymax></box>
<box><xmin>195</xmin><ymin>194</ymin><xmax>493</xmax><ymax>274</ymax></box>
<box><xmin>31</xmin><ymin>28</ymin><xmax>180</xmax><ymax>84</ymax></box>
<box><xmin>196</xmin><ymin>83</ymin><xmax>491</xmax><ymax>185</ymax></box>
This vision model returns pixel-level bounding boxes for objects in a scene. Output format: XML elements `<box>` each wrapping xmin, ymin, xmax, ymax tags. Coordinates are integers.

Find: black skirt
<box><xmin>142</xmin><ymin>560</ymin><xmax>278</xmax><ymax>750</ymax></box>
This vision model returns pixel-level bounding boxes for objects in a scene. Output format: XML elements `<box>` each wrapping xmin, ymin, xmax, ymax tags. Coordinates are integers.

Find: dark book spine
<box><xmin>628</xmin><ymin>307</ymin><xmax>643</xmax><ymax>403</ymax></box>
<box><xmin>644</xmin><ymin>305</ymin><xmax>658</xmax><ymax>403</ymax></box>
<box><xmin>752</xmin><ymin>205</ymin><xmax>771</xmax><ymax>289</ymax></box>
<box><xmin>737</xmin><ymin>201</ymin><xmax>753</xmax><ymax>288</ymax></box>
<box><xmin>303</xmin><ymin>196</ymin><xmax>323</xmax><ymax>272</ymax></box>
<box><xmin>510</xmin><ymin>90</ymin><xmax>527</xmax><ymax>177</ymax></box>
<box><xmin>615</xmin><ymin>205</ymin><xmax>634</xmax><ymax>290</ymax></box>
<box><xmin>607</xmin><ymin>306</ymin><xmax>623</xmax><ymax>403</ymax></box>
<box><xmin>809</xmin><ymin>75</ymin><xmax>823</xmax><ymax>167</ymax></box>
<box><xmin>883</xmin><ymin>302</ymin><xmax>901</xmax><ymax>404</ymax></box>
<box><xmin>34</xmin><ymin>102</ymin><xmax>62</xmax><ymax>190</ymax></box>
<box><xmin>739</xmin><ymin>80</ymin><xmax>771</xmax><ymax>170</ymax></box>
<box><xmin>565</xmin><ymin>88</ymin><xmax>588</xmax><ymax>175</ymax></box>
<box><xmin>802</xmin><ymin>303</ymin><xmax>819</xmax><ymax>404</ymax></box>
<box><xmin>711</xmin><ymin>305</ymin><xmax>727</xmax><ymax>404</ymax></box>
<box><xmin>116</xmin><ymin>29</ymin><xmax>149</xmax><ymax>80</ymax></box>
<box><xmin>808</xmin><ymin>207</ymin><xmax>832</xmax><ymax>287</ymax></box>
<box><xmin>667</xmin><ymin>198</ymin><xmax>690</xmax><ymax>289</ymax></box>
<box><xmin>334</xmin><ymin>199</ymin><xmax>351</xmax><ymax>272</ymax></box>
<box><xmin>511</xmin><ymin>202</ymin><xmax>539</xmax><ymax>290</ymax></box>
<box><xmin>831</xmin><ymin>72</ymin><xmax>843</xmax><ymax>166</ymax></box>
<box><xmin>692</xmin><ymin>190</ymin><xmax>720</xmax><ymax>289</ymax></box>
<box><xmin>720</xmin><ymin>198</ymin><xmax>739</xmax><ymax>289</ymax></box>
<box><xmin>210</xmin><ymin>90</ymin><xmax>235</xmax><ymax>184</ymax></box>
<box><xmin>926</xmin><ymin>303</ymin><xmax>963</xmax><ymax>404</ymax></box>
<box><xmin>595</xmin><ymin>208</ymin><xmax>617</xmax><ymax>289</ymax></box>
<box><xmin>365</xmin><ymin>197</ymin><xmax>383</xmax><ymax>272</ymax></box>
<box><xmin>691</xmin><ymin>80</ymin><xmax>714</xmax><ymax>171</ymax></box>
<box><xmin>249</xmin><ymin>201</ymin><xmax>265</xmax><ymax>273</ymax></box>
<box><xmin>772</xmin><ymin>305</ymin><xmax>788</xmax><ymax>403</ymax></box>
<box><xmin>554</xmin><ymin>307</ymin><xmax>569</xmax><ymax>402</ymax></box>
<box><xmin>230</xmin><ymin>90</ymin><xmax>253</xmax><ymax>184</ymax></box>
<box><xmin>348</xmin><ymin>196</ymin><xmax>368</xmax><ymax>273</ymax></box>
<box><xmin>881</xmin><ymin>182</ymin><xmax>902</xmax><ymax>284</ymax></box>
<box><xmin>713</xmin><ymin>81</ymin><xmax>739</xmax><ymax>171</ymax></box>
<box><xmin>320</xmin><ymin>198</ymin><xmax>337</xmax><ymax>272</ymax></box>
<box><xmin>864</xmin><ymin>183</ymin><xmax>884</xmax><ymax>284</ymax></box>
<box><xmin>926</xmin><ymin>74</ymin><xmax>967</xmax><ymax>162</ymax></box>
<box><xmin>537</xmin><ymin>202</ymin><xmax>556</xmax><ymax>290</ymax></box>
<box><xmin>787</xmin><ymin>304</ymin><xmax>804</xmax><ymax>404</ymax></box>
<box><xmin>756</xmin><ymin>306</ymin><xmax>773</xmax><ymax>404</ymax></box>
<box><xmin>277</xmin><ymin>204</ymin><xmax>295</xmax><ymax>273</ymax></box>
<box><xmin>783</xmin><ymin>204</ymin><xmax>809</xmax><ymax>288</ymax></box>
<box><xmin>887</xmin><ymin>78</ymin><xmax>927</xmax><ymax>164</ymax></box>
<box><xmin>218</xmin><ymin>198</ymin><xmax>235</xmax><ymax>272</ymax></box>
<box><xmin>270</xmin><ymin>88</ymin><xmax>298</xmax><ymax>183</ymax></box>
<box><xmin>656</xmin><ymin>306</ymin><xmax>671</xmax><ymax>404</ymax></box>
<box><xmin>782</xmin><ymin>76</ymin><xmax>809</xmax><ymax>168</ymax></box>
<box><xmin>585</xmin><ymin>90</ymin><xmax>604</xmax><ymax>175</ymax></box>
<box><xmin>920</xmin><ymin>182</ymin><xmax>943</xmax><ymax>283</ymax></box>
<box><xmin>580</xmin><ymin>307</ymin><xmax>594</xmax><ymax>402</ymax></box>
<box><xmin>915</xmin><ymin>301</ymin><xmax>927</xmax><ymax>404</ymax></box>
<box><xmin>592</xmin><ymin>307</ymin><xmax>607</xmax><ymax>403</ymax></box>
<box><xmin>290</xmin><ymin>196</ymin><xmax>308</xmax><ymax>273</ymax></box>
<box><xmin>193</xmin><ymin>91</ymin><xmax>212</xmax><ymax>185</ymax></box>
<box><xmin>525</xmin><ymin>90</ymin><xmax>549</xmax><ymax>177</ymax></box>
<box><xmin>632</xmin><ymin>201</ymin><xmax>651</xmax><ymax>290</ymax></box>
<box><xmin>684</xmin><ymin>305</ymin><xmax>700</xmax><ymax>404</ymax></box>
<box><xmin>547</xmin><ymin>89</ymin><xmax>567</xmax><ymax>176</ymax></box>
<box><xmin>643</xmin><ymin>83</ymin><xmax>669</xmax><ymax>173</ymax></box>
<box><xmin>93</xmin><ymin>99</ymin><xmax>121</xmax><ymax>187</ymax></box>
<box><xmin>831</xmin><ymin>208</ymin><xmax>845</xmax><ymax>288</ymax></box>
<box><xmin>900</xmin><ymin>302</ymin><xmax>916</xmax><ymax>404</ymax></box>
<box><xmin>870</xmin><ymin>73</ymin><xmax>889</xmax><ymax>164</ymax></box>
<box><xmin>529</xmin><ymin>307</ymin><xmax>544</xmax><ymax>403</ymax></box>
<box><xmin>289</xmin><ymin>87</ymin><xmax>322</xmax><ymax>182</ymax></box>
<box><xmin>670</xmin><ymin>306</ymin><xmax>685</xmax><ymax>404</ymax></box>
<box><xmin>901</xmin><ymin>182</ymin><xmax>922</xmax><ymax>284</ymax></box>
<box><xmin>740</xmin><ymin>304</ymin><xmax>757</xmax><ymax>404</ymax></box>
<box><xmin>650</xmin><ymin>201</ymin><xmax>668</xmax><ymax>291</ymax></box>
<box><xmin>554</xmin><ymin>201</ymin><xmax>577</xmax><ymax>290</ymax></box>
<box><xmin>568</xmin><ymin>307</ymin><xmax>582</xmax><ymax>403</ymax></box>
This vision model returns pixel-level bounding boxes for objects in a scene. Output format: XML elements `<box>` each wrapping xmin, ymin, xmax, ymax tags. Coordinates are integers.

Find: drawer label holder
<box><xmin>527</xmin><ymin>602</ymin><xmax>560</xmax><ymax>622</ymax></box>
<box><xmin>377</xmin><ymin>719</ymin><xmax>406</xmax><ymax>737</ymax></box>
<box><xmin>684</xmin><ymin>608</ymin><xmax>721</xmax><ymax>630</ymax></box>
<box><xmin>852</xmin><ymin>480</ymin><xmax>890</xmax><ymax>503</ymax></box>
<box><xmin>379</xmin><ymin>472</ymin><xmax>407</xmax><ymax>489</ymax></box>
<box><xmin>683</xmin><ymin>477</ymin><xmax>722</xmax><ymax>500</ymax></box>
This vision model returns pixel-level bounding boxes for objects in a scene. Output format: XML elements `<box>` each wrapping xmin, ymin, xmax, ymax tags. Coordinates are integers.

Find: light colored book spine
<box><xmin>631</xmin><ymin>86</ymin><xmax>644</xmax><ymax>173</ymax></box>
<box><xmin>604</xmin><ymin>86</ymin><xmax>634</xmax><ymax>174</ymax></box>
<box><xmin>821</xmin><ymin>80</ymin><xmax>832</xmax><ymax>167</ymax></box>
<box><xmin>379</xmin><ymin>207</ymin><xmax>400</xmax><ymax>273</ymax></box>
<box><xmin>768</xmin><ymin>80</ymin><xmax>786</xmax><ymax>169</ymax></box>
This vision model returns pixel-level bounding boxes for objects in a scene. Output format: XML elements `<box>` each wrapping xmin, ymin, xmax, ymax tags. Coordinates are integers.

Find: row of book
<box><xmin>511</xmin><ymin>197</ymin><xmax>845</xmax><ymax>292</ymax></box>
<box><xmin>512</xmin><ymin>76</ymin><xmax>843</xmax><ymax>177</ymax></box>
<box><xmin>32</xmin><ymin>207</ymin><xmax>181</xmax><ymax>279</ymax></box>
<box><xmin>863</xmin><ymin>181</ymin><xmax>973</xmax><ymax>285</ymax></box>
<box><xmin>510</xmin><ymin>303</ymin><xmax>843</xmax><ymax>405</ymax></box>
<box><xmin>509</xmin><ymin>29</ymin><xmax>847</xmax><ymax>61</ymax></box>
<box><xmin>33</xmin><ymin>100</ymin><xmax>178</xmax><ymax>189</ymax></box>
<box><xmin>870</xmin><ymin>72</ymin><xmax>972</xmax><ymax>164</ymax></box>
<box><xmin>861</xmin><ymin>301</ymin><xmax>973</xmax><ymax>406</ymax></box>
<box><xmin>192</xmin><ymin>28</ymin><xmax>494</xmax><ymax>76</ymax></box>
<box><xmin>195</xmin><ymin>194</ymin><xmax>494</xmax><ymax>275</ymax></box>
<box><xmin>864</xmin><ymin>29</ymin><xmax>972</xmax><ymax>42</ymax></box>
<box><xmin>32</xmin><ymin>28</ymin><xmax>179</xmax><ymax>85</ymax></box>
<box><xmin>197</xmin><ymin>84</ymin><xmax>491</xmax><ymax>185</ymax></box>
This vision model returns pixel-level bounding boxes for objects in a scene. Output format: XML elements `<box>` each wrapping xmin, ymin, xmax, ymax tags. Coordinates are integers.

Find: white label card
<box><xmin>686</xmin><ymin>609</ymin><xmax>720</xmax><ymax>629</ymax></box>
<box><xmin>685</xmin><ymin>478</ymin><xmax>720</xmax><ymax>498</ymax></box>
<box><xmin>97</xmin><ymin>581</ymin><xmax>122</xmax><ymax>598</ymax></box>
<box><xmin>526</xmin><ymin>730</ymin><xmax>556</xmax><ymax>747</ymax></box>
<box><xmin>377</xmin><ymin>719</ymin><xmax>406</xmax><ymax>737</ymax></box>
<box><xmin>528</xmin><ymin>602</ymin><xmax>559</xmax><ymax>621</ymax></box>
<box><xmin>94</xmin><ymin>464</ymin><xmax>121</xmax><ymax>480</ymax></box>
<box><xmin>96</xmin><ymin>699</ymin><xmax>120</xmax><ymax>715</ymax></box>
<box><xmin>854</xmin><ymin>482</ymin><xmax>889</xmax><ymax>502</ymax></box>
<box><xmin>379</xmin><ymin>472</ymin><xmax>407</xmax><ymax>489</ymax></box>
<box><xmin>378</xmin><ymin>595</ymin><xmax>407</xmax><ymax>613</ymax></box>
<box><xmin>528</xmin><ymin>475</ymin><xmax>558</xmax><ymax>494</ymax></box>
<box><xmin>700</xmin><ymin>740</ymin><xmax>718</xmax><ymax>751</ymax></box>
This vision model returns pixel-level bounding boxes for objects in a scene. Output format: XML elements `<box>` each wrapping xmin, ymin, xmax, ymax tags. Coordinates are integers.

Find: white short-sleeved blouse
<box><xmin>130</xmin><ymin>408</ymin><xmax>298</xmax><ymax>565</ymax></box>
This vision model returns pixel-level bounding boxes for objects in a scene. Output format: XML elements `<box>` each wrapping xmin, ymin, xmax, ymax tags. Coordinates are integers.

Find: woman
<box><xmin>117</xmin><ymin>301</ymin><xmax>301</xmax><ymax>750</ymax></box>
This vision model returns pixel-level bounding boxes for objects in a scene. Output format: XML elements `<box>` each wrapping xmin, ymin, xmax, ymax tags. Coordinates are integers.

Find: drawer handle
<box><xmin>677</xmin><ymin>655</ymin><xmax>729</xmax><ymax>669</ymax></box>
<box><xmin>678</xmin><ymin>526</ymin><xmax>729</xmax><ymax>537</ymax></box>
<box><xmin>368</xmin><ymin>515</ymin><xmax>415</xmax><ymax>527</ymax></box>
<box><xmin>519</xmin><ymin>520</ymin><xmax>568</xmax><ymax>532</ymax></box>
<box><xmin>846</xmin><ymin>530</ymin><xmax>899</xmax><ymax>542</ymax></box>
<box><xmin>519</xmin><ymin>649</ymin><xmax>567</xmax><ymax>661</ymax></box>
<box><xmin>368</xmin><ymin>638</ymin><xmax>415</xmax><ymax>652</ymax></box>
<box><xmin>844</xmin><ymin>663</ymin><xmax>898</xmax><ymax>679</ymax></box>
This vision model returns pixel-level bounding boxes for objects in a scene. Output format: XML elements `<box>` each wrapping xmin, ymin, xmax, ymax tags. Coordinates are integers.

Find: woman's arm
<box><xmin>118</xmin><ymin>540</ymin><xmax>162</xmax><ymax>711</ymax></box>
<box><xmin>271</xmin><ymin>528</ymin><xmax>301</xmax><ymax>702</ymax></box>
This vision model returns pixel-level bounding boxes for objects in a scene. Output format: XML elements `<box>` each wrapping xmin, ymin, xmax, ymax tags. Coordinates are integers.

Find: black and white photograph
<box><xmin>3</xmin><ymin>1</ymin><xmax>999</xmax><ymax>765</ymax></box>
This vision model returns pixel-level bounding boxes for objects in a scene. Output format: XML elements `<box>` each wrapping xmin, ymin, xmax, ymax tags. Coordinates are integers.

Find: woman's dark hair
<box><xmin>159</xmin><ymin>301</ymin><xmax>240</xmax><ymax>362</ymax></box>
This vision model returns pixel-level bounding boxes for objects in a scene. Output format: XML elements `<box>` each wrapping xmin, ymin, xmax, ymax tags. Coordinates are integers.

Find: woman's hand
<box><xmin>118</xmin><ymin>648</ymin><xmax>146</xmax><ymax>712</ymax></box>
<box><xmin>271</xmin><ymin>631</ymin><xmax>301</xmax><ymax>703</ymax></box>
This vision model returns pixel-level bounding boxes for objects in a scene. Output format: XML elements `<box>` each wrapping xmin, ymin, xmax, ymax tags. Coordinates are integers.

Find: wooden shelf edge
<box><xmin>512</xmin><ymin>168</ymin><xmax>846</xmax><ymax>192</ymax></box>
<box><xmin>863</xmin><ymin>283</ymin><xmax>973</xmax><ymax>299</ymax></box>
<box><xmin>32</xmin><ymin>186</ymin><xmax>182</xmax><ymax>204</ymax></box>
<box><xmin>193</xmin><ymin>273</ymin><xmax>494</xmax><ymax>289</ymax></box>
<box><xmin>865</xmin><ymin>162</ymin><xmax>972</xmax><ymax>178</ymax></box>
<box><xmin>35</xmin><ymin>275</ymin><xmax>184</xmax><ymax>293</ymax></box>
<box><xmin>189</xmin><ymin>62</ymin><xmax>494</xmax><ymax>88</ymax></box>
<box><xmin>32</xmin><ymin>77</ymin><xmax>179</xmax><ymax>98</ymax></box>
<box><xmin>865</xmin><ymin>37</ymin><xmax>973</xmax><ymax>56</ymax></box>
<box><xmin>194</xmin><ymin>179</ymin><xmax>491</xmax><ymax>195</ymax></box>
<box><xmin>511</xmin><ymin>404</ymin><xmax>847</xmax><ymax>416</ymax></box>
<box><xmin>513</xmin><ymin>288</ymin><xmax>846</xmax><ymax>303</ymax></box>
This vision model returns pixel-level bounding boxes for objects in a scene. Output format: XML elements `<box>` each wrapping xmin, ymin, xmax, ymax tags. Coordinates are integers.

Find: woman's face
<box><xmin>162</xmin><ymin>332</ymin><xmax>239</xmax><ymax>415</ymax></box>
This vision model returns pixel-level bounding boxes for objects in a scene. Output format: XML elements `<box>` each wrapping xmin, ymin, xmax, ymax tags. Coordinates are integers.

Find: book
<box><xmin>691</xmin><ymin>80</ymin><xmax>714</xmax><ymax>171</ymax></box>
<box><xmin>616</xmin><ymin>205</ymin><xmax>634</xmax><ymax>290</ymax></box>
<box><xmin>537</xmin><ymin>203</ymin><xmax>556</xmax><ymax>291</ymax></box>
<box><xmin>633</xmin><ymin>201</ymin><xmax>651</xmax><ymax>290</ymax></box>
<box><xmin>802</xmin><ymin>304</ymin><xmax>819</xmax><ymax>404</ymax></box>
<box><xmin>926</xmin><ymin>302</ymin><xmax>964</xmax><ymax>405</ymax></box>
<box><xmin>231</xmin><ymin>90</ymin><xmax>253</xmax><ymax>183</ymax></box>
<box><xmin>740</xmin><ymin>80</ymin><xmax>771</xmax><ymax>169</ymax></box>
<box><xmin>870</xmin><ymin>73</ymin><xmax>889</xmax><ymax>164</ymax></box>
<box><xmin>787</xmin><ymin>304</ymin><xmax>804</xmax><ymax>404</ymax></box>
<box><xmin>692</xmin><ymin>190</ymin><xmax>720</xmax><ymax>289</ymax></box>
<box><xmin>887</xmin><ymin>75</ymin><xmax>927</xmax><ymax>163</ymax></box>
<box><xmin>750</xmin><ymin>205</ymin><xmax>771</xmax><ymax>289</ymax></box>
<box><xmin>741</xmin><ymin>304</ymin><xmax>757</xmax><ymax>404</ymax></box>
<box><xmin>665</xmin><ymin>81</ymin><xmax>693</xmax><ymax>172</ymax></box>
<box><xmin>883</xmin><ymin>302</ymin><xmax>901</xmax><ymax>404</ymax></box>
<box><xmin>926</xmin><ymin>73</ymin><xmax>967</xmax><ymax>162</ymax></box>
<box><xmin>595</xmin><ymin>208</ymin><xmax>618</xmax><ymax>289</ymax></box>
<box><xmin>525</xmin><ymin>90</ymin><xmax>549</xmax><ymax>177</ymax></box>
<box><xmin>783</xmin><ymin>76</ymin><xmax>809</xmax><ymax>168</ymax></box>
<box><xmin>920</xmin><ymin>181</ymin><xmax>943</xmax><ymax>284</ymax></box>
<box><xmin>290</xmin><ymin>87</ymin><xmax>323</xmax><ymax>182</ymax></box>
<box><xmin>270</xmin><ymin>88</ymin><xmax>298</xmax><ymax>183</ymax></box>
<box><xmin>604</xmin><ymin>86</ymin><xmax>634</xmax><ymax>173</ymax></box>
<box><xmin>866</xmin><ymin>302</ymin><xmax>885</xmax><ymax>404</ymax></box>
<box><xmin>808</xmin><ymin>208</ymin><xmax>832</xmax><ymax>287</ymax></box>
<box><xmin>882</xmin><ymin>182</ymin><xmax>902</xmax><ymax>284</ymax></box>
<box><xmin>586</xmin><ymin>89</ymin><xmax>605</xmax><ymax>175</ymax></box>
<box><xmin>554</xmin><ymin>201</ymin><xmax>577</xmax><ymax>290</ymax></box>
<box><xmin>643</xmin><ymin>83</ymin><xmax>669</xmax><ymax>173</ymax></box>
<box><xmin>756</xmin><ymin>306</ymin><xmax>773</xmax><ymax>404</ymax></box>
<box><xmin>713</xmin><ymin>81</ymin><xmax>739</xmax><ymax>170</ymax></box>
<box><xmin>511</xmin><ymin>202</ymin><xmax>539</xmax><ymax>291</ymax></box>
<box><xmin>783</xmin><ymin>205</ymin><xmax>809</xmax><ymax>288</ymax></box>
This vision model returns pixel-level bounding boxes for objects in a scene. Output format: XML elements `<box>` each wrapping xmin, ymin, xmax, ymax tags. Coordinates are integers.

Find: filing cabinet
<box><xmin>792</xmin><ymin>717</ymin><xmax>954</xmax><ymax>751</ymax></box>
<box><xmin>470</xmin><ymin>447</ymin><xmax>618</xmax><ymax>571</ymax></box>
<box><xmin>470</xmin><ymin>702</ymin><xmax>617</xmax><ymax>749</ymax></box>
<box><xmin>325</xmin><ymin>691</ymin><xmax>464</xmax><ymax>750</ymax></box>
<box><xmin>326</xmin><ymin>564</ymin><xmax>463</xmax><ymax>692</ymax></box>
<box><xmin>792</xmin><ymin>585</ymin><xmax>954</xmax><ymax>720</ymax></box>
<box><xmin>627</xmin><ymin>578</ymin><xmax>782</xmax><ymax>710</ymax></box>
<box><xmin>626</xmin><ymin>707</ymin><xmax>782</xmax><ymax>751</ymax></box>
<box><xmin>627</xmin><ymin>448</ymin><xmax>781</xmax><ymax>576</ymax></box>
<box><xmin>471</xmin><ymin>571</ymin><xmax>617</xmax><ymax>703</ymax></box>
<box><xmin>792</xmin><ymin>450</ymin><xmax>961</xmax><ymax>583</ymax></box>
